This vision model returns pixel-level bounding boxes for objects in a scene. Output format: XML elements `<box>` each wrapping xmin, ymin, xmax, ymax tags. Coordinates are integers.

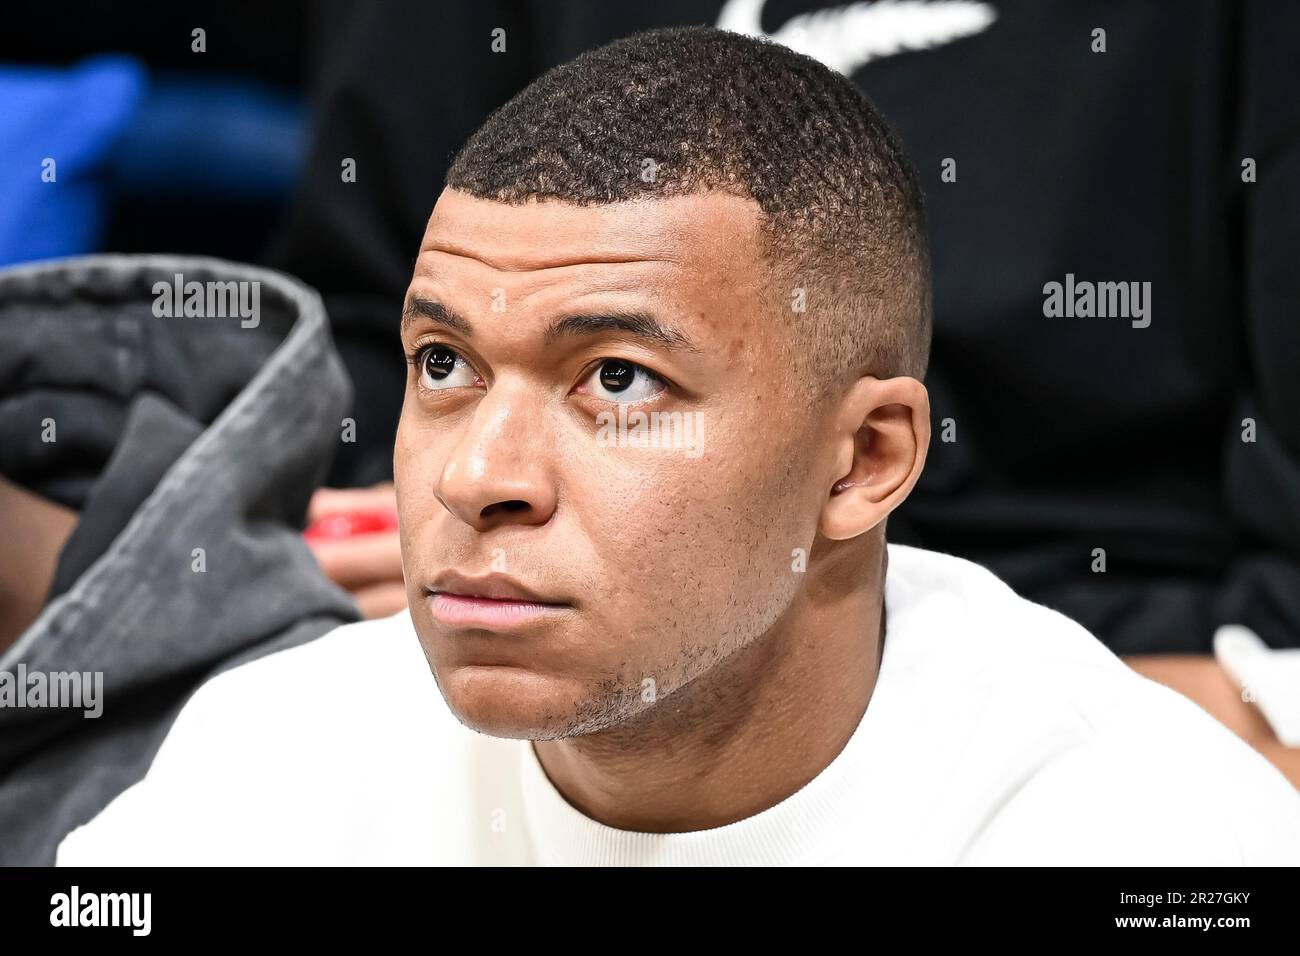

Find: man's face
<box><xmin>396</xmin><ymin>189</ymin><xmax>834</xmax><ymax>739</ymax></box>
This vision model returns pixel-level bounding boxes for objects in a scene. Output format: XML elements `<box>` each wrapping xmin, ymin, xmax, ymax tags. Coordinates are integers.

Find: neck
<box><xmin>533</xmin><ymin>538</ymin><xmax>887</xmax><ymax>832</ymax></box>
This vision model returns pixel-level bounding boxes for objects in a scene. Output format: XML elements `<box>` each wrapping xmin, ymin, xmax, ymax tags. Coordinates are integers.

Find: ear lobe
<box><xmin>819</xmin><ymin>377</ymin><xmax>930</xmax><ymax>541</ymax></box>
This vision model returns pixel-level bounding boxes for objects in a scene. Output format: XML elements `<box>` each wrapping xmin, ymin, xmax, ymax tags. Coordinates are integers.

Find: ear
<box><xmin>819</xmin><ymin>376</ymin><xmax>930</xmax><ymax>541</ymax></box>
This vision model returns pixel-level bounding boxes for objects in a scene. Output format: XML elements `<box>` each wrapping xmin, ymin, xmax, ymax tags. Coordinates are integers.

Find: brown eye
<box><xmin>422</xmin><ymin>345</ymin><xmax>458</xmax><ymax>381</ymax></box>
<box><xmin>583</xmin><ymin>359</ymin><xmax>665</xmax><ymax>404</ymax></box>
<box><xmin>417</xmin><ymin>345</ymin><xmax>476</xmax><ymax>390</ymax></box>
<box><xmin>598</xmin><ymin>359</ymin><xmax>635</xmax><ymax>392</ymax></box>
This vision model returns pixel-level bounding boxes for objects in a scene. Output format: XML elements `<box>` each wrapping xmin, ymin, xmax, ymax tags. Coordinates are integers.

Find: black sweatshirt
<box><xmin>269</xmin><ymin>0</ymin><xmax>1300</xmax><ymax>654</ymax></box>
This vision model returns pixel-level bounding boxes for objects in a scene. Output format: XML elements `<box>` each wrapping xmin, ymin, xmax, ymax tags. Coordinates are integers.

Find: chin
<box><xmin>437</xmin><ymin>664</ymin><xmax>599</xmax><ymax>739</ymax></box>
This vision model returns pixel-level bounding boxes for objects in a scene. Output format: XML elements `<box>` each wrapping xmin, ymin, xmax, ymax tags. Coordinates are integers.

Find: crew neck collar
<box><xmin>516</xmin><ymin>550</ymin><xmax>917</xmax><ymax>866</ymax></box>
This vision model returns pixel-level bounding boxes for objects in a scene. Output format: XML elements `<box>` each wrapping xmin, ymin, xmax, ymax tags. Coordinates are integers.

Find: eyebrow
<box><xmin>402</xmin><ymin>296</ymin><xmax>472</xmax><ymax>335</ymax></box>
<box><xmin>401</xmin><ymin>296</ymin><xmax>699</xmax><ymax>352</ymax></box>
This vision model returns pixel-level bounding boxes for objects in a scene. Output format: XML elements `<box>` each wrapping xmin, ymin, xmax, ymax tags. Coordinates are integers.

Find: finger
<box><xmin>307</xmin><ymin>482</ymin><xmax>397</xmax><ymax>522</ymax></box>
<box><xmin>353</xmin><ymin>582</ymin><xmax>410</xmax><ymax>619</ymax></box>
<box><xmin>309</xmin><ymin>531</ymin><xmax>404</xmax><ymax>590</ymax></box>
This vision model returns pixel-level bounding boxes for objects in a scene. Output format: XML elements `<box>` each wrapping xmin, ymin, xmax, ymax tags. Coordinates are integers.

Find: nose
<box><xmin>433</xmin><ymin>385</ymin><xmax>557</xmax><ymax>532</ymax></box>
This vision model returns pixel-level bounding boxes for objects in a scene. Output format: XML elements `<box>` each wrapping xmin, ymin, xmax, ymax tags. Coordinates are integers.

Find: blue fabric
<box><xmin>111</xmin><ymin>74</ymin><xmax>306</xmax><ymax>200</ymax></box>
<box><xmin>0</xmin><ymin>56</ymin><xmax>146</xmax><ymax>265</ymax></box>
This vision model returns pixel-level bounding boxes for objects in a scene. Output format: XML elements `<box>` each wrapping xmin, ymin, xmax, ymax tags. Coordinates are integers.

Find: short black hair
<box><xmin>447</xmin><ymin>25</ymin><xmax>931</xmax><ymax>383</ymax></box>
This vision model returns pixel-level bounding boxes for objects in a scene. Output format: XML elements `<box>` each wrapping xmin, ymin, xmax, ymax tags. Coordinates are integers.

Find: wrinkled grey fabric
<box><xmin>0</xmin><ymin>255</ymin><xmax>361</xmax><ymax>864</ymax></box>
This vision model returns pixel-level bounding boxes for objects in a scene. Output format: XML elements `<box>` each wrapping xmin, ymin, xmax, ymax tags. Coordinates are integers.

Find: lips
<box><xmin>425</xmin><ymin>571</ymin><xmax>570</xmax><ymax>629</ymax></box>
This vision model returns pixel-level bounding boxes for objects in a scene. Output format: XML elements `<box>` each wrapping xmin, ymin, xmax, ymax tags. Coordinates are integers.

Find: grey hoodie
<box><xmin>0</xmin><ymin>255</ymin><xmax>360</xmax><ymax>864</ymax></box>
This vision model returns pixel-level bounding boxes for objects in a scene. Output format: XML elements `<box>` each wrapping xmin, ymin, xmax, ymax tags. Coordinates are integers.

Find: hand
<box><xmin>305</xmin><ymin>482</ymin><xmax>408</xmax><ymax>619</ymax></box>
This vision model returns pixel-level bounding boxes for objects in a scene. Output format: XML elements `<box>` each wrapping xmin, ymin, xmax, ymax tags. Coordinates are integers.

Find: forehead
<box><xmin>417</xmin><ymin>189</ymin><xmax>765</xmax><ymax>289</ymax></box>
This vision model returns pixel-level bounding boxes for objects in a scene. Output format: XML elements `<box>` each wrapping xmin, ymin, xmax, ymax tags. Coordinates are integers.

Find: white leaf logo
<box><xmin>717</xmin><ymin>0</ymin><xmax>998</xmax><ymax>76</ymax></box>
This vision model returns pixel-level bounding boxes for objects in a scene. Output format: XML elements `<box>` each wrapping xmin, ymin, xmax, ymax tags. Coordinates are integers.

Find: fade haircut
<box><xmin>446</xmin><ymin>25</ymin><xmax>931</xmax><ymax>387</ymax></box>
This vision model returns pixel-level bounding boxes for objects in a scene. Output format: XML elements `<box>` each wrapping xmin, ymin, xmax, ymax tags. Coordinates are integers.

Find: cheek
<box><xmin>393</xmin><ymin>411</ymin><xmax>449</xmax><ymax>571</ymax></box>
<box><xmin>393</xmin><ymin>399</ymin><xmax>421</xmax><ymax>492</ymax></box>
<box><xmin>565</xmin><ymin>423</ymin><xmax>811</xmax><ymax>649</ymax></box>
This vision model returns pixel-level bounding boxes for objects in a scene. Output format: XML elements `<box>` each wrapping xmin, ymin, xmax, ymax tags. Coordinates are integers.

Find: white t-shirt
<box><xmin>58</xmin><ymin>545</ymin><xmax>1300</xmax><ymax>865</ymax></box>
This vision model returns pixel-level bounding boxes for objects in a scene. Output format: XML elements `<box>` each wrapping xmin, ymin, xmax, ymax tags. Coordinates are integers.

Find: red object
<box><xmin>304</xmin><ymin>509</ymin><xmax>400</xmax><ymax>542</ymax></box>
